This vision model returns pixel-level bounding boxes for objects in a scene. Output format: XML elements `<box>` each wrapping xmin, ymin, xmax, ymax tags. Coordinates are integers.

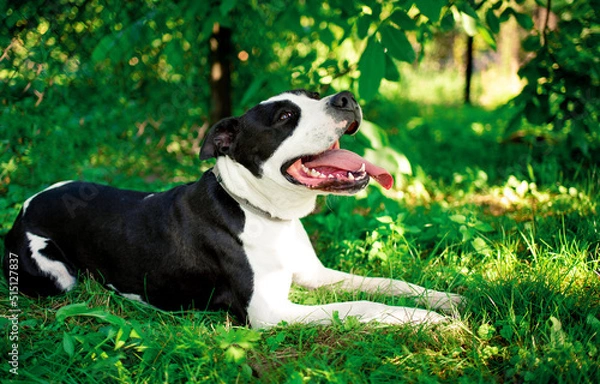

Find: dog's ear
<box><xmin>199</xmin><ymin>117</ymin><xmax>239</xmax><ymax>160</ymax></box>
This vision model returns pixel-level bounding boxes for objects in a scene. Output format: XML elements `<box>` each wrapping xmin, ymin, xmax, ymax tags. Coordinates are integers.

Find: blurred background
<box><xmin>0</xmin><ymin>0</ymin><xmax>598</xmax><ymax>228</ymax></box>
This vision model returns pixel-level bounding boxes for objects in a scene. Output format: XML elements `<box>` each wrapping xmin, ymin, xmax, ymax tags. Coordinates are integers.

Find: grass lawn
<box><xmin>1</xmin><ymin>86</ymin><xmax>599</xmax><ymax>383</ymax></box>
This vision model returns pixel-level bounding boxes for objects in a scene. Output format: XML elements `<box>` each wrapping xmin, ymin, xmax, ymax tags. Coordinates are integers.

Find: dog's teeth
<box><xmin>358</xmin><ymin>163</ymin><xmax>366</xmax><ymax>173</ymax></box>
<box><xmin>309</xmin><ymin>169</ymin><xmax>322</xmax><ymax>177</ymax></box>
<box><xmin>328</xmin><ymin>174</ymin><xmax>335</xmax><ymax>179</ymax></box>
<box><xmin>348</xmin><ymin>172</ymin><xmax>355</xmax><ymax>181</ymax></box>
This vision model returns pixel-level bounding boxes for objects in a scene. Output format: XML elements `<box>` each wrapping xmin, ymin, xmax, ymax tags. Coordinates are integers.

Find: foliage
<box><xmin>509</xmin><ymin>0</ymin><xmax>600</xmax><ymax>158</ymax></box>
<box><xmin>2</xmin><ymin>0</ymin><xmax>594</xmax><ymax>214</ymax></box>
<box><xmin>1</xmin><ymin>0</ymin><xmax>599</xmax><ymax>383</ymax></box>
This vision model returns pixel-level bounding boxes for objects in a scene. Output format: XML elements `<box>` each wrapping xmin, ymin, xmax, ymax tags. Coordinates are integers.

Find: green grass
<box><xmin>2</xmin><ymin>85</ymin><xmax>600</xmax><ymax>382</ymax></box>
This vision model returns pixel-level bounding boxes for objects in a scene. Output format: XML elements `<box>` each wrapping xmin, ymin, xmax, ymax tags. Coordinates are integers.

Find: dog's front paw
<box><xmin>380</xmin><ymin>307</ymin><xmax>450</xmax><ymax>325</ymax></box>
<box><xmin>422</xmin><ymin>292</ymin><xmax>465</xmax><ymax>314</ymax></box>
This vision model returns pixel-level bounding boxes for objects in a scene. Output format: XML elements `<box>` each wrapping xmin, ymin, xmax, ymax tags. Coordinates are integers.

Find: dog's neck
<box><xmin>213</xmin><ymin>157</ymin><xmax>318</xmax><ymax>221</ymax></box>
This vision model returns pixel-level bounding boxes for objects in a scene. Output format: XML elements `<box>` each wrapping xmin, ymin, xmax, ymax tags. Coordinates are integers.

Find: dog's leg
<box><xmin>289</xmin><ymin>225</ymin><xmax>463</xmax><ymax>312</ymax></box>
<box><xmin>245</xmin><ymin>229</ymin><xmax>447</xmax><ymax>328</ymax></box>
<box><xmin>298</xmin><ymin>268</ymin><xmax>463</xmax><ymax>312</ymax></box>
<box><xmin>4</xmin><ymin>227</ymin><xmax>77</xmax><ymax>297</ymax></box>
<box><xmin>247</xmin><ymin>296</ymin><xmax>448</xmax><ymax>329</ymax></box>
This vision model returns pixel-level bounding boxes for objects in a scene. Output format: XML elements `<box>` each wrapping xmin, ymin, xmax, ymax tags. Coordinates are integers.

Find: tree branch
<box><xmin>541</xmin><ymin>0</ymin><xmax>552</xmax><ymax>46</ymax></box>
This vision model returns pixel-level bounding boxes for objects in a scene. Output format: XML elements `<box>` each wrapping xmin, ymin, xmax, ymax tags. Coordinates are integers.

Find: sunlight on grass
<box><xmin>2</xmin><ymin>50</ymin><xmax>599</xmax><ymax>384</ymax></box>
<box><xmin>2</xmin><ymin>0</ymin><xmax>598</xmax><ymax>381</ymax></box>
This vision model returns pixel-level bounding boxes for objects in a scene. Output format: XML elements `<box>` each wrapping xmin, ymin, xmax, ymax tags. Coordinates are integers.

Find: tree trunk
<box><xmin>464</xmin><ymin>35</ymin><xmax>474</xmax><ymax>105</ymax></box>
<box><xmin>209</xmin><ymin>23</ymin><xmax>233</xmax><ymax>125</ymax></box>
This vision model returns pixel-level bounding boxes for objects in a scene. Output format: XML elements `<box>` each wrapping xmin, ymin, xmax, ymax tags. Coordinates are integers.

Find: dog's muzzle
<box><xmin>283</xmin><ymin>92</ymin><xmax>393</xmax><ymax>193</ymax></box>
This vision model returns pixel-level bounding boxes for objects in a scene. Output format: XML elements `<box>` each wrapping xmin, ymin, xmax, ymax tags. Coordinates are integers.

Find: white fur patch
<box><xmin>216</xmin><ymin>157</ymin><xmax>317</xmax><ymax>220</ymax></box>
<box><xmin>241</xmin><ymin>215</ymin><xmax>302</xmax><ymax>327</ymax></box>
<box><xmin>107</xmin><ymin>284</ymin><xmax>146</xmax><ymax>304</ymax></box>
<box><xmin>23</xmin><ymin>180</ymin><xmax>74</xmax><ymax>214</ymax></box>
<box><xmin>216</xmin><ymin>92</ymin><xmax>357</xmax><ymax>220</ymax></box>
<box><xmin>121</xmin><ymin>292</ymin><xmax>145</xmax><ymax>303</ymax></box>
<box><xmin>264</xmin><ymin>93</ymin><xmax>354</xmax><ymax>178</ymax></box>
<box><xmin>226</xmin><ymin>91</ymin><xmax>457</xmax><ymax>327</ymax></box>
<box><xmin>26</xmin><ymin>232</ymin><xmax>76</xmax><ymax>291</ymax></box>
<box><xmin>240</xmin><ymin>210</ymin><xmax>451</xmax><ymax>328</ymax></box>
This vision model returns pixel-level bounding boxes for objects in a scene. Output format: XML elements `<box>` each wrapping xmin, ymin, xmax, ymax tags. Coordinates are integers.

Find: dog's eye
<box><xmin>278</xmin><ymin>111</ymin><xmax>294</xmax><ymax>121</ymax></box>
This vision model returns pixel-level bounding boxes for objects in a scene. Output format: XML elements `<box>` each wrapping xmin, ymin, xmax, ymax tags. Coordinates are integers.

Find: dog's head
<box><xmin>200</xmin><ymin>90</ymin><xmax>393</xmax><ymax>198</ymax></box>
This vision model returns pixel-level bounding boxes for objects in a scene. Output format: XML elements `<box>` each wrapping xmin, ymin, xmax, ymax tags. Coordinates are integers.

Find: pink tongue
<box><xmin>304</xmin><ymin>149</ymin><xmax>394</xmax><ymax>189</ymax></box>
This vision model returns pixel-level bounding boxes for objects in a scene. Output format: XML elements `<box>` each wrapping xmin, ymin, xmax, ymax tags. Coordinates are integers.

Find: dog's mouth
<box><xmin>282</xmin><ymin>121</ymin><xmax>394</xmax><ymax>193</ymax></box>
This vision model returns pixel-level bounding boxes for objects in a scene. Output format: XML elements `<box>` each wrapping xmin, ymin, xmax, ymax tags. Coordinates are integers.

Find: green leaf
<box><xmin>225</xmin><ymin>345</ymin><xmax>246</xmax><ymax>363</ymax></box>
<box><xmin>474</xmin><ymin>222</ymin><xmax>494</xmax><ymax>232</ymax></box>
<box><xmin>358</xmin><ymin>119</ymin><xmax>389</xmax><ymax>149</ymax></box>
<box><xmin>416</xmin><ymin>0</ymin><xmax>445</xmax><ymax>21</ymax></box>
<box><xmin>405</xmin><ymin>226</ymin><xmax>422</xmax><ymax>234</ymax></box>
<box><xmin>286</xmin><ymin>372</ymin><xmax>305</xmax><ymax>384</ymax></box>
<box><xmin>477</xmin><ymin>25</ymin><xmax>497</xmax><ymax>50</ymax></box>
<box><xmin>499</xmin><ymin>7</ymin><xmax>513</xmax><ymax>23</ymax></box>
<box><xmin>587</xmin><ymin>314</ymin><xmax>600</xmax><ymax>330</ymax></box>
<box><xmin>319</xmin><ymin>26</ymin><xmax>336</xmax><ymax>46</ymax></box>
<box><xmin>522</xmin><ymin>35</ymin><xmax>541</xmax><ymax>51</ymax></box>
<box><xmin>219</xmin><ymin>0</ymin><xmax>237</xmax><ymax>16</ymax></box>
<box><xmin>380</xmin><ymin>25</ymin><xmax>415</xmax><ymax>63</ymax></box>
<box><xmin>370</xmin><ymin>2</ymin><xmax>382</xmax><ymax>19</ymax></box>
<box><xmin>357</xmin><ymin>15</ymin><xmax>371</xmax><ymax>39</ymax></box>
<box><xmin>449</xmin><ymin>214</ymin><xmax>467</xmax><ymax>224</ymax></box>
<box><xmin>472</xmin><ymin>237</ymin><xmax>492</xmax><ymax>256</ymax></box>
<box><xmin>358</xmin><ymin>38</ymin><xmax>385</xmax><ymax>101</ymax></box>
<box><xmin>384</xmin><ymin>54</ymin><xmax>401</xmax><ymax>81</ymax></box>
<box><xmin>460</xmin><ymin>225</ymin><xmax>474</xmax><ymax>242</ymax></box>
<box><xmin>440</xmin><ymin>9</ymin><xmax>455</xmax><ymax>31</ymax></box>
<box><xmin>388</xmin><ymin>9</ymin><xmax>417</xmax><ymax>30</ymax></box>
<box><xmin>114</xmin><ymin>326</ymin><xmax>132</xmax><ymax>350</ymax></box>
<box><xmin>514</xmin><ymin>12</ymin><xmax>534</xmax><ymax>30</ymax></box>
<box><xmin>549</xmin><ymin>316</ymin><xmax>566</xmax><ymax>346</ymax></box>
<box><xmin>63</xmin><ymin>332</ymin><xmax>75</xmax><ymax>357</ymax></box>
<box><xmin>477</xmin><ymin>323</ymin><xmax>496</xmax><ymax>341</ymax></box>
<box><xmin>56</xmin><ymin>303</ymin><xmax>126</xmax><ymax>327</ymax></box>
<box><xmin>485</xmin><ymin>8</ymin><xmax>500</xmax><ymax>34</ymax></box>
<box><xmin>376</xmin><ymin>216</ymin><xmax>394</xmax><ymax>224</ymax></box>
<box><xmin>456</xmin><ymin>2</ymin><xmax>479</xmax><ymax>19</ymax></box>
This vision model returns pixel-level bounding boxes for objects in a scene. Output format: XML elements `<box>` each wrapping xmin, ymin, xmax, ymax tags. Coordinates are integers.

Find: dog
<box><xmin>3</xmin><ymin>90</ymin><xmax>462</xmax><ymax>328</ymax></box>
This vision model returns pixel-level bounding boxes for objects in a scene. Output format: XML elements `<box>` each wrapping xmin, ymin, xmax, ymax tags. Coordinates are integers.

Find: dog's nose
<box><xmin>328</xmin><ymin>91</ymin><xmax>358</xmax><ymax>111</ymax></box>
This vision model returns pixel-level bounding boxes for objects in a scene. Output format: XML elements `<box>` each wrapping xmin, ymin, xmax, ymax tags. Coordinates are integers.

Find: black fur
<box><xmin>3</xmin><ymin>169</ymin><xmax>254</xmax><ymax>321</ymax></box>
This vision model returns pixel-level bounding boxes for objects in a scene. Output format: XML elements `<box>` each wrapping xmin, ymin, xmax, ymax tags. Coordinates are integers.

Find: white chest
<box><xmin>239</xmin><ymin>211</ymin><xmax>312</xmax><ymax>304</ymax></box>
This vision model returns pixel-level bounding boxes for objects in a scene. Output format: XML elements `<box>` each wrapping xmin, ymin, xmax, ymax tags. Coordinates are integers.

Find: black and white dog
<box><xmin>3</xmin><ymin>90</ymin><xmax>461</xmax><ymax>328</ymax></box>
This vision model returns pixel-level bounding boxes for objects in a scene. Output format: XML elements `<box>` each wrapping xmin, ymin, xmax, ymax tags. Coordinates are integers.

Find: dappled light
<box><xmin>1</xmin><ymin>0</ymin><xmax>599</xmax><ymax>382</ymax></box>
